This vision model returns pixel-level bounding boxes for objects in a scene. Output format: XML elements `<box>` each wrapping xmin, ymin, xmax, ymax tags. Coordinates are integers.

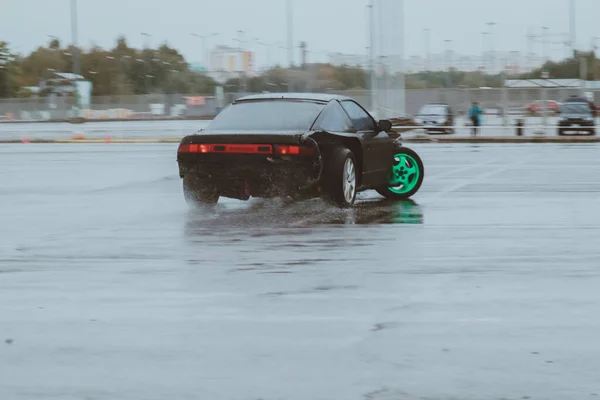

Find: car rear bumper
<box><xmin>178</xmin><ymin>155</ymin><xmax>321</xmax><ymax>200</ymax></box>
<box><xmin>558</xmin><ymin>121</ymin><xmax>595</xmax><ymax>127</ymax></box>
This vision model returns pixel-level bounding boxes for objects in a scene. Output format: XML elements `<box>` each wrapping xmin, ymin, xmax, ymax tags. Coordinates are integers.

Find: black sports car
<box><xmin>177</xmin><ymin>93</ymin><xmax>424</xmax><ymax>207</ymax></box>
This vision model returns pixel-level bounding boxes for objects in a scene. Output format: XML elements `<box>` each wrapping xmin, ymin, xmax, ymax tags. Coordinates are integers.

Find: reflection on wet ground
<box><xmin>184</xmin><ymin>198</ymin><xmax>423</xmax><ymax>234</ymax></box>
<box><xmin>2</xmin><ymin>143</ymin><xmax>600</xmax><ymax>400</ymax></box>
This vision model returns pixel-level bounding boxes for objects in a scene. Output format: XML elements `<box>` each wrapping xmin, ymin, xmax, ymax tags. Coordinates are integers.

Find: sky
<box><xmin>2</xmin><ymin>0</ymin><xmax>599</xmax><ymax>69</ymax></box>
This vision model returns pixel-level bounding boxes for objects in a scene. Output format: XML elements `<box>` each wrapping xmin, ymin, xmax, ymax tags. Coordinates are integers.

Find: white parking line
<box><xmin>425</xmin><ymin>157</ymin><xmax>504</xmax><ymax>182</ymax></box>
<box><xmin>421</xmin><ymin>157</ymin><xmax>533</xmax><ymax>203</ymax></box>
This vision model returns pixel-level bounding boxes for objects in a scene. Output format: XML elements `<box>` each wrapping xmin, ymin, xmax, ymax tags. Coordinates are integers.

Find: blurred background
<box><xmin>0</xmin><ymin>0</ymin><xmax>598</xmax><ymax>121</ymax></box>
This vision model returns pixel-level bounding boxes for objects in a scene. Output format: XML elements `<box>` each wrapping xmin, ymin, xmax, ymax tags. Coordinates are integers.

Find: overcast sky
<box><xmin>2</xmin><ymin>0</ymin><xmax>599</xmax><ymax>68</ymax></box>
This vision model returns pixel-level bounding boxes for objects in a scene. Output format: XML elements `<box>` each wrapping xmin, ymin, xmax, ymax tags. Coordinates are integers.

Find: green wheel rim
<box><xmin>387</xmin><ymin>153</ymin><xmax>421</xmax><ymax>194</ymax></box>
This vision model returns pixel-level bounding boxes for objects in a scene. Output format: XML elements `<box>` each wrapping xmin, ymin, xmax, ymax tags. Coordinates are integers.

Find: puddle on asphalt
<box><xmin>183</xmin><ymin>196</ymin><xmax>424</xmax><ymax>239</ymax></box>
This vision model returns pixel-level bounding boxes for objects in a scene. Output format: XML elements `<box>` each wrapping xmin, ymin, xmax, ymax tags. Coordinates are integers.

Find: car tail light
<box><xmin>273</xmin><ymin>145</ymin><xmax>316</xmax><ymax>156</ymax></box>
<box><xmin>178</xmin><ymin>144</ymin><xmax>272</xmax><ymax>154</ymax></box>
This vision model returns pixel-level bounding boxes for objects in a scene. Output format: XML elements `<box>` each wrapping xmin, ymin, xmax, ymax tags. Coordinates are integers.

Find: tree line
<box><xmin>1</xmin><ymin>37</ymin><xmax>596</xmax><ymax>99</ymax></box>
<box><xmin>0</xmin><ymin>37</ymin><xmax>217</xmax><ymax>98</ymax></box>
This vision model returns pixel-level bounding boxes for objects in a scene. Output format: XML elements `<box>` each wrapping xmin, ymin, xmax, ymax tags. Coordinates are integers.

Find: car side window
<box><xmin>340</xmin><ymin>100</ymin><xmax>376</xmax><ymax>131</ymax></box>
<box><xmin>313</xmin><ymin>101</ymin><xmax>353</xmax><ymax>132</ymax></box>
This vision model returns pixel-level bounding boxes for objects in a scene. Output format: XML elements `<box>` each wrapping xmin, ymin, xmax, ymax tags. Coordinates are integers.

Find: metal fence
<box><xmin>1</xmin><ymin>87</ymin><xmax>598</xmax><ymax>122</ymax></box>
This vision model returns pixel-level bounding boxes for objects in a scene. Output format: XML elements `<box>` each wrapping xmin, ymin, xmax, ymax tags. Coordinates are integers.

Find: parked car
<box><xmin>414</xmin><ymin>103</ymin><xmax>455</xmax><ymax>134</ymax></box>
<box><xmin>557</xmin><ymin>101</ymin><xmax>596</xmax><ymax>136</ymax></box>
<box><xmin>526</xmin><ymin>100</ymin><xmax>561</xmax><ymax>115</ymax></box>
<box><xmin>563</xmin><ymin>95</ymin><xmax>598</xmax><ymax>115</ymax></box>
<box><xmin>177</xmin><ymin>93</ymin><xmax>425</xmax><ymax>208</ymax></box>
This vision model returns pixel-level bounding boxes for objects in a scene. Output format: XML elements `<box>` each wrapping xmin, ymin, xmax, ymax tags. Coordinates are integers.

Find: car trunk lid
<box><xmin>181</xmin><ymin>130</ymin><xmax>305</xmax><ymax>146</ymax></box>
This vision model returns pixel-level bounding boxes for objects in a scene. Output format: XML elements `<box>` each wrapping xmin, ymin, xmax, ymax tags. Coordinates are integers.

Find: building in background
<box><xmin>327</xmin><ymin>51</ymin><xmax>545</xmax><ymax>76</ymax></box>
<box><xmin>208</xmin><ymin>45</ymin><xmax>255</xmax><ymax>83</ymax></box>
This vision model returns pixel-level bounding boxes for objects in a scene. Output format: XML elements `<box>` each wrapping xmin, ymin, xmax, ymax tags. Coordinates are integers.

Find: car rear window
<box><xmin>419</xmin><ymin>105</ymin><xmax>446</xmax><ymax>115</ymax></box>
<box><xmin>207</xmin><ymin>100</ymin><xmax>325</xmax><ymax>131</ymax></box>
<box><xmin>561</xmin><ymin>103</ymin><xmax>591</xmax><ymax>114</ymax></box>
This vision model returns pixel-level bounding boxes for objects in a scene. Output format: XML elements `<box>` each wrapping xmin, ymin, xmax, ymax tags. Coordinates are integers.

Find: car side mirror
<box><xmin>378</xmin><ymin>119</ymin><xmax>392</xmax><ymax>132</ymax></box>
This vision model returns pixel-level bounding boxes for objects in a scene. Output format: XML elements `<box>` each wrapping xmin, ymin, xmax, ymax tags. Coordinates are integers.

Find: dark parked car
<box><xmin>563</xmin><ymin>95</ymin><xmax>598</xmax><ymax>115</ymax></box>
<box><xmin>177</xmin><ymin>93</ymin><xmax>424</xmax><ymax>208</ymax></box>
<box><xmin>557</xmin><ymin>101</ymin><xmax>596</xmax><ymax>136</ymax></box>
<box><xmin>414</xmin><ymin>103</ymin><xmax>455</xmax><ymax>134</ymax></box>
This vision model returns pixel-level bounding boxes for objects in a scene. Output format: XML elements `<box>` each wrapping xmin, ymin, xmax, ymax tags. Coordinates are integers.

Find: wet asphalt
<box><xmin>1</xmin><ymin>143</ymin><xmax>600</xmax><ymax>400</ymax></box>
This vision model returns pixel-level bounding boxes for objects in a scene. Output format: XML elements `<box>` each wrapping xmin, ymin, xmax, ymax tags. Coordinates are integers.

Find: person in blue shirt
<box><xmin>468</xmin><ymin>101</ymin><xmax>483</xmax><ymax>136</ymax></box>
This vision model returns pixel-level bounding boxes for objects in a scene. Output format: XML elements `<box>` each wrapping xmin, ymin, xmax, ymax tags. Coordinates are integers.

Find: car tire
<box><xmin>183</xmin><ymin>173</ymin><xmax>219</xmax><ymax>208</ymax></box>
<box><xmin>321</xmin><ymin>147</ymin><xmax>357</xmax><ymax>208</ymax></box>
<box><xmin>376</xmin><ymin>146</ymin><xmax>424</xmax><ymax>200</ymax></box>
<box><xmin>558</xmin><ymin>128</ymin><xmax>565</xmax><ymax>136</ymax></box>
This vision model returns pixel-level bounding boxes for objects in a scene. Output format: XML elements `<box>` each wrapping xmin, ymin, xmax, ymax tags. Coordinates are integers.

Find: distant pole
<box><xmin>424</xmin><ymin>28</ymin><xmax>430</xmax><ymax>87</ymax></box>
<box><xmin>542</xmin><ymin>27</ymin><xmax>548</xmax><ymax>62</ymax></box>
<box><xmin>593</xmin><ymin>37</ymin><xmax>598</xmax><ymax>82</ymax></box>
<box><xmin>481</xmin><ymin>32</ymin><xmax>489</xmax><ymax>73</ymax></box>
<box><xmin>580</xmin><ymin>55</ymin><xmax>587</xmax><ymax>96</ymax></box>
<box><xmin>570</xmin><ymin>0</ymin><xmax>576</xmax><ymax>55</ymax></box>
<box><xmin>377</xmin><ymin>0</ymin><xmax>384</xmax><ymax>115</ymax></box>
<box><xmin>526</xmin><ymin>28</ymin><xmax>533</xmax><ymax>72</ymax></box>
<box><xmin>70</xmin><ymin>0</ymin><xmax>80</xmax><ymax>117</ymax></box>
<box><xmin>487</xmin><ymin>22</ymin><xmax>496</xmax><ymax>73</ymax></box>
<box><xmin>71</xmin><ymin>0</ymin><xmax>80</xmax><ymax>76</ymax></box>
<box><xmin>141</xmin><ymin>32</ymin><xmax>151</xmax><ymax>94</ymax></box>
<box><xmin>287</xmin><ymin>0</ymin><xmax>293</xmax><ymax>92</ymax></box>
<box><xmin>398</xmin><ymin>0</ymin><xmax>405</xmax><ymax>114</ymax></box>
<box><xmin>542</xmin><ymin>26</ymin><xmax>549</xmax><ymax>128</ymax></box>
<box><xmin>444</xmin><ymin>39</ymin><xmax>453</xmax><ymax>88</ymax></box>
<box><xmin>368</xmin><ymin>1</ymin><xmax>376</xmax><ymax>111</ymax></box>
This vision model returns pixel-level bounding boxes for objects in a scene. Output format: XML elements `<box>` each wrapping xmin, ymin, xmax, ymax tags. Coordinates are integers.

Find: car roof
<box><xmin>234</xmin><ymin>92</ymin><xmax>354</xmax><ymax>104</ymax></box>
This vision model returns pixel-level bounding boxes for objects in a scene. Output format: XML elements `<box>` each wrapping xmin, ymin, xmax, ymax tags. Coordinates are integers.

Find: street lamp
<box><xmin>569</xmin><ymin>0</ymin><xmax>576</xmax><ymax>53</ymax></box>
<box><xmin>444</xmin><ymin>39</ymin><xmax>453</xmax><ymax>88</ymax></box>
<box><xmin>287</xmin><ymin>0</ymin><xmax>294</xmax><ymax>68</ymax></box>
<box><xmin>481</xmin><ymin>32</ymin><xmax>489</xmax><ymax>71</ymax></box>
<box><xmin>141</xmin><ymin>33</ymin><xmax>152</xmax><ymax>94</ymax></box>
<box><xmin>423</xmin><ymin>28</ymin><xmax>430</xmax><ymax>74</ymax></box>
<box><xmin>486</xmin><ymin>22</ymin><xmax>496</xmax><ymax>73</ymax></box>
<box><xmin>191</xmin><ymin>33</ymin><xmax>219</xmax><ymax>73</ymax></box>
<box><xmin>70</xmin><ymin>0</ymin><xmax>79</xmax><ymax>77</ymax></box>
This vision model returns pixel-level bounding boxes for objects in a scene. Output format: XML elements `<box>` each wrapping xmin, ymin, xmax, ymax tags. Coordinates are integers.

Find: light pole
<box><xmin>191</xmin><ymin>33</ymin><xmax>219</xmax><ymax>73</ymax></box>
<box><xmin>487</xmin><ymin>22</ymin><xmax>496</xmax><ymax>73</ymax></box>
<box><xmin>423</xmin><ymin>28</ymin><xmax>430</xmax><ymax>74</ymax></box>
<box><xmin>256</xmin><ymin>41</ymin><xmax>273</xmax><ymax>90</ymax></box>
<box><xmin>481</xmin><ymin>31</ymin><xmax>489</xmax><ymax>74</ymax></box>
<box><xmin>70</xmin><ymin>0</ymin><xmax>79</xmax><ymax>77</ymax></box>
<box><xmin>369</xmin><ymin>1</ymin><xmax>376</xmax><ymax>112</ymax></box>
<box><xmin>569</xmin><ymin>0</ymin><xmax>576</xmax><ymax>54</ymax></box>
<box><xmin>398</xmin><ymin>0</ymin><xmax>405</xmax><ymax>114</ymax></box>
<box><xmin>70</xmin><ymin>0</ymin><xmax>81</xmax><ymax>117</ymax></box>
<box><xmin>444</xmin><ymin>39</ymin><xmax>453</xmax><ymax>88</ymax></box>
<box><xmin>542</xmin><ymin>26</ymin><xmax>549</xmax><ymax>62</ymax></box>
<box><xmin>287</xmin><ymin>0</ymin><xmax>294</xmax><ymax>68</ymax></box>
<box><xmin>141</xmin><ymin>33</ymin><xmax>151</xmax><ymax>94</ymax></box>
<box><xmin>234</xmin><ymin>31</ymin><xmax>247</xmax><ymax>94</ymax></box>
<box><xmin>592</xmin><ymin>37</ymin><xmax>599</xmax><ymax>82</ymax></box>
<box><xmin>286</xmin><ymin>0</ymin><xmax>294</xmax><ymax>92</ymax></box>
<box><xmin>541</xmin><ymin>26</ymin><xmax>549</xmax><ymax>127</ymax></box>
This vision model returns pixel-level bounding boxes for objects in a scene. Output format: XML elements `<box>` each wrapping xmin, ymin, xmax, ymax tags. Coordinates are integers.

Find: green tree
<box><xmin>20</xmin><ymin>44</ymin><xmax>67</xmax><ymax>87</ymax></box>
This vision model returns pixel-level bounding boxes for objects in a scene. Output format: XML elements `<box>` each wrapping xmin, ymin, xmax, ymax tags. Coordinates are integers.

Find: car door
<box><xmin>339</xmin><ymin>100</ymin><xmax>393</xmax><ymax>179</ymax></box>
